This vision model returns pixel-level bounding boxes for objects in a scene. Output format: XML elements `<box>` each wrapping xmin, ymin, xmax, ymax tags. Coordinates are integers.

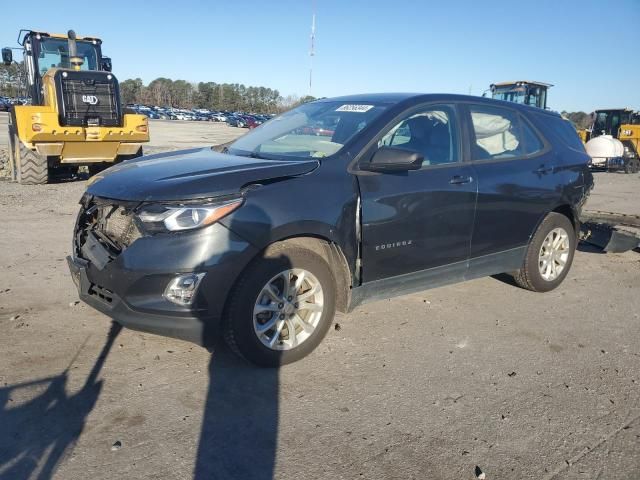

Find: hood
<box><xmin>86</xmin><ymin>148</ymin><xmax>319</xmax><ymax>202</ymax></box>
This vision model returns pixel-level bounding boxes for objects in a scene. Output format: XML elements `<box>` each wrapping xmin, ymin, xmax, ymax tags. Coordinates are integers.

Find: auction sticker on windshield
<box><xmin>336</xmin><ymin>104</ymin><xmax>374</xmax><ymax>112</ymax></box>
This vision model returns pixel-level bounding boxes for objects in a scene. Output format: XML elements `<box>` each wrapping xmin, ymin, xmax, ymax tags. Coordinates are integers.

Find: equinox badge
<box><xmin>375</xmin><ymin>240</ymin><xmax>413</xmax><ymax>251</ymax></box>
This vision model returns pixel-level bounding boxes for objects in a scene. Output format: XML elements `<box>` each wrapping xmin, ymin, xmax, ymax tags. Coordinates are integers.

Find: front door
<box><xmin>357</xmin><ymin>104</ymin><xmax>477</xmax><ymax>282</ymax></box>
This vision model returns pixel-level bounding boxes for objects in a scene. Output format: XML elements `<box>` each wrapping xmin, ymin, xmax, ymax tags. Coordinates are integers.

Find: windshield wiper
<box><xmin>237</xmin><ymin>148</ymin><xmax>269</xmax><ymax>159</ymax></box>
<box><xmin>247</xmin><ymin>151</ymin><xmax>270</xmax><ymax>159</ymax></box>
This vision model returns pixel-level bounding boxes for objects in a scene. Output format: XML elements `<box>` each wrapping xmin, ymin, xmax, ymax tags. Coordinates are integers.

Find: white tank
<box><xmin>585</xmin><ymin>135</ymin><xmax>624</xmax><ymax>165</ymax></box>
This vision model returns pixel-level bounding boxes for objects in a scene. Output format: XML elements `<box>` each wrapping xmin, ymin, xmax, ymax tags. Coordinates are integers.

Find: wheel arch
<box><xmin>225</xmin><ymin>234</ymin><xmax>353</xmax><ymax>316</ymax></box>
<box><xmin>528</xmin><ymin>204</ymin><xmax>580</xmax><ymax>244</ymax></box>
<box><xmin>551</xmin><ymin>204</ymin><xmax>579</xmax><ymax>234</ymax></box>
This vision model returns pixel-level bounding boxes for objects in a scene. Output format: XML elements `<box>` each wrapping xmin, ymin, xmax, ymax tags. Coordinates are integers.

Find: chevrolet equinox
<box><xmin>68</xmin><ymin>94</ymin><xmax>593</xmax><ymax>366</ymax></box>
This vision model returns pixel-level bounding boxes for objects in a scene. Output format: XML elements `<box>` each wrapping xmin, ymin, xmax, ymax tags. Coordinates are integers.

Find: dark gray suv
<box><xmin>68</xmin><ymin>93</ymin><xmax>593</xmax><ymax>366</ymax></box>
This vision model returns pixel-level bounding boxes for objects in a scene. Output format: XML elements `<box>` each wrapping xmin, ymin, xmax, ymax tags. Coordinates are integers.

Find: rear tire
<box><xmin>223</xmin><ymin>243</ymin><xmax>337</xmax><ymax>367</ymax></box>
<box><xmin>513</xmin><ymin>213</ymin><xmax>576</xmax><ymax>292</ymax></box>
<box><xmin>15</xmin><ymin>134</ymin><xmax>48</xmax><ymax>185</ymax></box>
<box><xmin>624</xmin><ymin>158</ymin><xmax>640</xmax><ymax>174</ymax></box>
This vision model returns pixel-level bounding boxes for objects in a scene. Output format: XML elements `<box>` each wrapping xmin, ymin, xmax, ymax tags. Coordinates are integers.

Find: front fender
<box><xmin>219</xmin><ymin>164</ymin><xmax>359</xmax><ymax>276</ymax></box>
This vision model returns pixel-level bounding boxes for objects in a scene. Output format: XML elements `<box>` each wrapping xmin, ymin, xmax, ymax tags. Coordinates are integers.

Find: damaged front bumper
<box><xmin>67</xmin><ymin>254</ymin><xmax>207</xmax><ymax>344</ymax></box>
<box><xmin>67</xmin><ymin>197</ymin><xmax>259</xmax><ymax>345</ymax></box>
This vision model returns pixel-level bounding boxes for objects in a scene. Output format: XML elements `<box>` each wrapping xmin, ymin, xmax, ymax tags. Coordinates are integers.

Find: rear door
<box><xmin>357</xmin><ymin>104</ymin><xmax>477</xmax><ymax>282</ymax></box>
<box><xmin>463</xmin><ymin>103</ymin><xmax>561</xmax><ymax>259</ymax></box>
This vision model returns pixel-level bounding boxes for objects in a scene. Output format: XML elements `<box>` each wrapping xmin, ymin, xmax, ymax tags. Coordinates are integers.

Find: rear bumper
<box><xmin>67</xmin><ymin>223</ymin><xmax>259</xmax><ymax>345</ymax></box>
<box><xmin>13</xmin><ymin>106</ymin><xmax>149</xmax><ymax>162</ymax></box>
<box><xmin>15</xmin><ymin>107</ymin><xmax>149</xmax><ymax>144</ymax></box>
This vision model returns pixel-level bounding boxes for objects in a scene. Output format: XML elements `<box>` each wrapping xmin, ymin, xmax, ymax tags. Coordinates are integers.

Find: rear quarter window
<box><xmin>533</xmin><ymin>113</ymin><xmax>586</xmax><ymax>153</ymax></box>
<box><xmin>519</xmin><ymin>116</ymin><xmax>545</xmax><ymax>154</ymax></box>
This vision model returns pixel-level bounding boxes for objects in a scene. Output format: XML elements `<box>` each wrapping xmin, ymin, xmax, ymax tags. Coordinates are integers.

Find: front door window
<box><xmin>378</xmin><ymin>106</ymin><xmax>459</xmax><ymax>166</ymax></box>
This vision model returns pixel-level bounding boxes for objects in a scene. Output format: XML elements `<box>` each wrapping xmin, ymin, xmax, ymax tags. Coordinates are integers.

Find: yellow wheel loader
<box><xmin>2</xmin><ymin>30</ymin><xmax>149</xmax><ymax>184</ymax></box>
<box><xmin>582</xmin><ymin>109</ymin><xmax>640</xmax><ymax>174</ymax></box>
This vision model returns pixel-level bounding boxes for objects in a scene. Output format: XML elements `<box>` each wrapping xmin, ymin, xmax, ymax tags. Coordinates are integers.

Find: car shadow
<box><xmin>194</xmin><ymin>247</ymin><xmax>291</xmax><ymax>479</ymax></box>
<box><xmin>576</xmin><ymin>241</ymin><xmax>606</xmax><ymax>254</ymax></box>
<box><xmin>0</xmin><ymin>322</ymin><xmax>121</xmax><ymax>480</ymax></box>
<box><xmin>491</xmin><ymin>272</ymin><xmax>519</xmax><ymax>287</ymax></box>
<box><xmin>492</xmin><ymin>239</ymin><xmax>610</xmax><ymax>287</ymax></box>
<box><xmin>194</xmin><ymin>343</ymin><xmax>280</xmax><ymax>480</ymax></box>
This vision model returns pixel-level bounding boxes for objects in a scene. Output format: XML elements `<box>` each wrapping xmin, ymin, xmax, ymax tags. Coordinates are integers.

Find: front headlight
<box><xmin>137</xmin><ymin>198</ymin><xmax>243</xmax><ymax>232</ymax></box>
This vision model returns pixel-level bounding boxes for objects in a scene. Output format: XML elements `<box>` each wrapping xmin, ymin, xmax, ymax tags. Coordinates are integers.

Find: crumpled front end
<box><xmin>67</xmin><ymin>194</ymin><xmax>259</xmax><ymax>345</ymax></box>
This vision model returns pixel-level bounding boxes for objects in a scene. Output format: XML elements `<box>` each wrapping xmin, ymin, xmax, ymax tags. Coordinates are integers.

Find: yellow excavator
<box><xmin>582</xmin><ymin>108</ymin><xmax>640</xmax><ymax>174</ymax></box>
<box><xmin>2</xmin><ymin>29</ymin><xmax>149</xmax><ymax>184</ymax></box>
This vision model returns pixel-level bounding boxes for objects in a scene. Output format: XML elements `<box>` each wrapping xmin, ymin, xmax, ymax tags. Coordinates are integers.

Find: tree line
<box><xmin>0</xmin><ymin>63</ymin><xmax>23</xmax><ymax>97</ymax></box>
<box><xmin>0</xmin><ymin>63</ymin><xmax>314</xmax><ymax>113</ymax></box>
<box><xmin>120</xmin><ymin>77</ymin><xmax>314</xmax><ymax>113</ymax></box>
<box><xmin>561</xmin><ymin>111</ymin><xmax>593</xmax><ymax>130</ymax></box>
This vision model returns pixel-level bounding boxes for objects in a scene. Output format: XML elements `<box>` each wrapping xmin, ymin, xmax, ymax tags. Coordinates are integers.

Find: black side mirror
<box><xmin>2</xmin><ymin>48</ymin><xmax>12</xmax><ymax>65</ymax></box>
<box><xmin>101</xmin><ymin>56</ymin><xmax>112</xmax><ymax>72</ymax></box>
<box><xmin>364</xmin><ymin>146</ymin><xmax>424</xmax><ymax>172</ymax></box>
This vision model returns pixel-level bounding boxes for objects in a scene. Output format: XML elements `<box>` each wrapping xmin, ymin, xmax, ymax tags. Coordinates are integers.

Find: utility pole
<box><xmin>309</xmin><ymin>2</ymin><xmax>316</xmax><ymax>97</ymax></box>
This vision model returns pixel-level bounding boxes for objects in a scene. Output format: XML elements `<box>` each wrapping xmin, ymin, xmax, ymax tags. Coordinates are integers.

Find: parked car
<box><xmin>0</xmin><ymin>97</ymin><xmax>11</xmax><ymax>112</ymax></box>
<box><xmin>226</xmin><ymin>116</ymin><xmax>245</xmax><ymax>128</ymax></box>
<box><xmin>240</xmin><ymin>115</ymin><xmax>259</xmax><ymax>129</ymax></box>
<box><xmin>68</xmin><ymin>93</ymin><xmax>593</xmax><ymax>366</ymax></box>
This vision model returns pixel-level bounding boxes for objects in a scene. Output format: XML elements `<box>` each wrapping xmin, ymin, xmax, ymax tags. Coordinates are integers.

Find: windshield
<box><xmin>492</xmin><ymin>87</ymin><xmax>526</xmax><ymax>104</ymax></box>
<box><xmin>228</xmin><ymin>101</ymin><xmax>388</xmax><ymax>159</ymax></box>
<box><xmin>492</xmin><ymin>86</ymin><xmax>545</xmax><ymax>108</ymax></box>
<box><xmin>37</xmin><ymin>38</ymin><xmax>99</xmax><ymax>75</ymax></box>
<box><xmin>593</xmin><ymin>111</ymin><xmax>624</xmax><ymax>137</ymax></box>
<box><xmin>593</xmin><ymin>112</ymin><xmax>608</xmax><ymax>133</ymax></box>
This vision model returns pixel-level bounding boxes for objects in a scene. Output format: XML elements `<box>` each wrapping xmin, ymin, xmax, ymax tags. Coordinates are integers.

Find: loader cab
<box><xmin>13</xmin><ymin>30</ymin><xmax>106</xmax><ymax>105</ymax></box>
<box><xmin>490</xmin><ymin>81</ymin><xmax>552</xmax><ymax>110</ymax></box>
<box><xmin>591</xmin><ymin>109</ymin><xmax>635</xmax><ymax>139</ymax></box>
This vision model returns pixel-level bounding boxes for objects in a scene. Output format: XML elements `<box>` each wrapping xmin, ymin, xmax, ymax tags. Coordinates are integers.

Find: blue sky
<box><xmin>3</xmin><ymin>0</ymin><xmax>639</xmax><ymax>112</ymax></box>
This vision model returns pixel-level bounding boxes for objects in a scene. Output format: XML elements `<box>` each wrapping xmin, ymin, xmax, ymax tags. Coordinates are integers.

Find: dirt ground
<box><xmin>0</xmin><ymin>113</ymin><xmax>639</xmax><ymax>480</ymax></box>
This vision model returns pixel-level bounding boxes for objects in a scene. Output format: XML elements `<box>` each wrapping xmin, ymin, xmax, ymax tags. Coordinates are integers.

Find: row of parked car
<box><xmin>0</xmin><ymin>96</ymin><xmax>30</xmax><ymax>111</ymax></box>
<box><xmin>0</xmin><ymin>97</ymin><xmax>273</xmax><ymax>130</ymax></box>
<box><xmin>126</xmin><ymin>105</ymin><xmax>275</xmax><ymax>129</ymax></box>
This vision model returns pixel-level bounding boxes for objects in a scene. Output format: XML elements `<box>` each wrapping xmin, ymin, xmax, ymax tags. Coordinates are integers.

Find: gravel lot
<box><xmin>0</xmin><ymin>113</ymin><xmax>639</xmax><ymax>480</ymax></box>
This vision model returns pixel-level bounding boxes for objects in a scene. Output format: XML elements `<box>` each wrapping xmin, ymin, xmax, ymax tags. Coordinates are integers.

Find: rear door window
<box><xmin>469</xmin><ymin>105</ymin><xmax>543</xmax><ymax>160</ymax></box>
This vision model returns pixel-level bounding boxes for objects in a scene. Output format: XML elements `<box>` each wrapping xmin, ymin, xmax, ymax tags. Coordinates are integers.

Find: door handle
<box><xmin>449</xmin><ymin>175</ymin><xmax>473</xmax><ymax>185</ymax></box>
<box><xmin>535</xmin><ymin>165</ymin><xmax>555</xmax><ymax>174</ymax></box>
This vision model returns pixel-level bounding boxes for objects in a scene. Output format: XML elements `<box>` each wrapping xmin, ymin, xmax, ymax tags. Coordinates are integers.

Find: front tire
<box><xmin>223</xmin><ymin>242</ymin><xmax>337</xmax><ymax>367</ymax></box>
<box><xmin>14</xmin><ymin>134</ymin><xmax>49</xmax><ymax>185</ymax></box>
<box><xmin>513</xmin><ymin>213</ymin><xmax>576</xmax><ymax>292</ymax></box>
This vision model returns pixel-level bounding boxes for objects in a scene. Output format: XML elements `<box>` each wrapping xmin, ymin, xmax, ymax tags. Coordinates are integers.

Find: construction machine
<box><xmin>489</xmin><ymin>81</ymin><xmax>553</xmax><ymax>109</ymax></box>
<box><xmin>2</xmin><ymin>29</ymin><xmax>149</xmax><ymax>184</ymax></box>
<box><xmin>583</xmin><ymin>108</ymin><xmax>640</xmax><ymax>174</ymax></box>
